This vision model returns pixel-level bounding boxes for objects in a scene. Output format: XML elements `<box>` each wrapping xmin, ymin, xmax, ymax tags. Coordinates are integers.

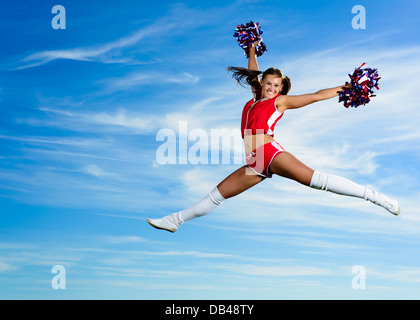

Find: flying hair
<box><xmin>227</xmin><ymin>66</ymin><xmax>291</xmax><ymax>97</ymax></box>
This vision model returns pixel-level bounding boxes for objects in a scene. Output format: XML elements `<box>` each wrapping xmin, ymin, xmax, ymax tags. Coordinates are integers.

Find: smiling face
<box><xmin>260</xmin><ymin>74</ymin><xmax>283</xmax><ymax>99</ymax></box>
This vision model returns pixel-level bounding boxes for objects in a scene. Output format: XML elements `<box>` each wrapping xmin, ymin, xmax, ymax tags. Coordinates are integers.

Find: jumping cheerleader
<box><xmin>147</xmin><ymin>41</ymin><xmax>401</xmax><ymax>233</ymax></box>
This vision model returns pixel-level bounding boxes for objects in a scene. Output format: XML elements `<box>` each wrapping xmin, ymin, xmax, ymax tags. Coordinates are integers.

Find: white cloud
<box><xmin>95</xmin><ymin>235</ymin><xmax>153</xmax><ymax>244</ymax></box>
<box><xmin>182</xmin><ymin>168</ymin><xmax>221</xmax><ymax>195</ymax></box>
<box><xmin>218</xmin><ymin>263</ymin><xmax>330</xmax><ymax>277</ymax></box>
<box><xmin>362</xmin><ymin>265</ymin><xmax>420</xmax><ymax>284</ymax></box>
<box><xmin>103</xmin><ymin>71</ymin><xmax>200</xmax><ymax>94</ymax></box>
<box><xmin>82</xmin><ymin>164</ymin><xmax>114</xmax><ymax>179</ymax></box>
<box><xmin>90</xmin><ymin>108</ymin><xmax>158</xmax><ymax>133</ymax></box>
<box><xmin>16</xmin><ymin>21</ymin><xmax>172</xmax><ymax>69</ymax></box>
<box><xmin>0</xmin><ymin>261</ymin><xmax>17</xmax><ymax>272</ymax></box>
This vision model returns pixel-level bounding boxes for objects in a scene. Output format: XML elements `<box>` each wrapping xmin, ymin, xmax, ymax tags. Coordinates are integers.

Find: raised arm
<box><xmin>248</xmin><ymin>41</ymin><xmax>260</xmax><ymax>71</ymax></box>
<box><xmin>276</xmin><ymin>85</ymin><xmax>348</xmax><ymax>112</ymax></box>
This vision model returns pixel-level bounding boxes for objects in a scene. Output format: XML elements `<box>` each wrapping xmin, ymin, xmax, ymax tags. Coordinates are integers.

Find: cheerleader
<box><xmin>148</xmin><ymin>41</ymin><xmax>400</xmax><ymax>233</ymax></box>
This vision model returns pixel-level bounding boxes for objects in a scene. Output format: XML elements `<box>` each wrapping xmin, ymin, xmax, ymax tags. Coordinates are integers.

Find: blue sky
<box><xmin>1</xmin><ymin>0</ymin><xmax>420</xmax><ymax>299</ymax></box>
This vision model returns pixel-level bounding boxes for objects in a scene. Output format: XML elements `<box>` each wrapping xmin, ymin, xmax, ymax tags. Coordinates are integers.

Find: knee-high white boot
<box><xmin>310</xmin><ymin>170</ymin><xmax>400</xmax><ymax>215</ymax></box>
<box><xmin>147</xmin><ymin>187</ymin><xmax>225</xmax><ymax>232</ymax></box>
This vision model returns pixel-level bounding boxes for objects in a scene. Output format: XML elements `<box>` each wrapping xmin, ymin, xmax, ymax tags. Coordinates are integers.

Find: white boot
<box><xmin>148</xmin><ymin>187</ymin><xmax>225</xmax><ymax>233</ymax></box>
<box><xmin>147</xmin><ymin>212</ymin><xmax>183</xmax><ymax>233</ymax></box>
<box><xmin>367</xmin><ymin>190</ymin><xmax>401</xmax><ymax>216</ymax></box>
<box><xmin>310</xmin><ymin>171</ymin><xmax>401</xmax><ymax>216</ymax></box>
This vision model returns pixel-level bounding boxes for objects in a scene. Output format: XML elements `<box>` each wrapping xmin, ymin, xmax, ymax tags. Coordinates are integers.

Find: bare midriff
<box><xmin>243</xmin><ymin>133</ymin><xmax>276</xmax><ymax>154</ymax></box>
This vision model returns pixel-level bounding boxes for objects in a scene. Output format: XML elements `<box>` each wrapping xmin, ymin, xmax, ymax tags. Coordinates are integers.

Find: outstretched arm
<box><xmin>276</xmin><ymin>85</ymin><xmax>349</xmax><ymax>112</ymax></box>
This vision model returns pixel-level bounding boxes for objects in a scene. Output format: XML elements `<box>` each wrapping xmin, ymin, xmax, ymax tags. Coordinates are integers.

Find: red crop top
<box><xmin>240</xmin><ymin>94</ymin><xmax>284</xmax><ymax>139</ymax></box>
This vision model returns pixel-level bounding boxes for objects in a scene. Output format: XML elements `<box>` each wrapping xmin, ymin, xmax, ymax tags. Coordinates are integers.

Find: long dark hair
<box><xmin>227</xmin><ymin>66</ymin><xmax>291</xmax><ymax>98</ymax></box>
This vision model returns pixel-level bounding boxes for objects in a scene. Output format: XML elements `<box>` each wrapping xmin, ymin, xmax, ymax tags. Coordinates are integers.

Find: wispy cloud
<box><xmin>104</xmin><ymin>71</ymin><xmax>200</xmax><ymax>92</ymax></box>
<box><xmin>0</xmin><ymin>261</ymin><xmax>17</xmax><ymax>272</ymax></box>
<box><xmin>15</xmin><ymin>22</ymin><xmax>174</xmax><ymax>70</ymax></box>
<box><xmin>82</xmin><ymin>164</ymin><xmax>117</xmax><ymax>179</ymax></box>
<box><xmin>14</xmin><ymin>2</ymin><xmax>232</xmax><ymax>70</ymax></box>
<box><xmin>217</xmin><ymin>263</ymin><xmax>331</xmax><ymax>277</ymax></box>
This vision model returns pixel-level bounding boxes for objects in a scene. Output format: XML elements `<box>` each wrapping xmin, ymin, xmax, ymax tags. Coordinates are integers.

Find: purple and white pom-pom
<box><xmin>338</xmin><ymin>63</ymin><xmax>381</xmax><ymax>108</ymax></box>
<box><xmin>233</xmin><ymin>21</ymin><xmax>267</xmax><ymax>58</ymax></box>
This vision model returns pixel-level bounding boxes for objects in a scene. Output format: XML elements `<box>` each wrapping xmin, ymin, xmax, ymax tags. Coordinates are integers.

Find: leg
<box><xmin>269</xmin><ymin>151</ymin><xmax>314</xmax><ymax>186</ymax></box>
<box><xmin>147</xmin><ymin>165</ymin><xmax>264</xmax><ymax>232</ymax></box>
<box><xmin>181</xmin><ymin>165</ymin><xmax>264</xmax><ymax>221</ymax></box>
<box><xmin>269</xmin><ymin>152</ymin><xmax>400</xmax><ymax>215</ymax></box>
<box><xmin>217</xmin><ymin>165</ymin><xmax>265</xmax><ymax>199</ymax></box>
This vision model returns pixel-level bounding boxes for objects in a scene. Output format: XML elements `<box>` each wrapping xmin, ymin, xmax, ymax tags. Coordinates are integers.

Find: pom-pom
<box><xmin>233</xmin><ymin>21</ymin><xmax>267</xmax><ymax>58</ymax></box>
<box><xmin>338</xmin><ymin>63</ymin><xmax>381</xmax><ymax>108</ymax></box>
